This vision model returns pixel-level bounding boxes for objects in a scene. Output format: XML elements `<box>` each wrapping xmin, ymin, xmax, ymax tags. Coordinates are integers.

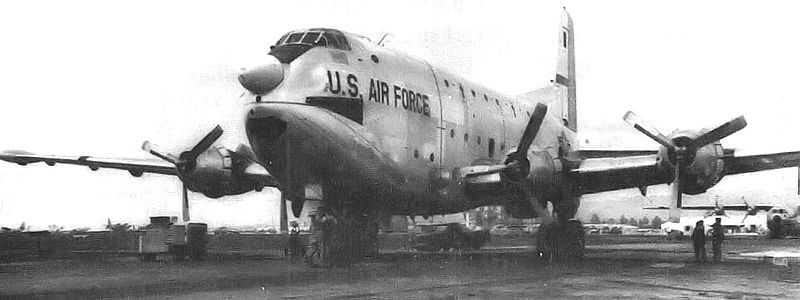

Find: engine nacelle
<box><xmin>183</xmin><ymin>146</ymin><xmax>271</xmax><ymax>198</ymax></box>
<box><xmin>658</xmin><ymin>130</ymin><xmax>727</xmax><ymax>195</ymax></box>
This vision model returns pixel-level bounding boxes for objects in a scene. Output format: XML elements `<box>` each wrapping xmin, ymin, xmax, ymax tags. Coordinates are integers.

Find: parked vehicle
<box><xmin>409</xmin><ymin>223</ymin><xmax>490</xmax><ymax>252</ymax></box>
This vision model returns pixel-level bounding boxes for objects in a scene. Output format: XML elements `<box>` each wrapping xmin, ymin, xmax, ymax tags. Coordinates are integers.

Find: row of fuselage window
<box><xmin>412</xmin><ymin>128</ymin><xmax>505</xmax><ymax>163</ymax></box>
<box><xmin>410</xmin><ymin>78</ymin><xmax>526</xmax><ymax>163</ymax></box>
<box><xmin>442</xmin><ymin>78</ymin><xmax>532</xmax><ymax>119</ymax></box>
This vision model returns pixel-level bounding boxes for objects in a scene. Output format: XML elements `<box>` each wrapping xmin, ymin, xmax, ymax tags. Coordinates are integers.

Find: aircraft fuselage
<box><xmin>243</xmin><ymin>28</ymin><xmax>577</xmax><ymax>218</ymax></box>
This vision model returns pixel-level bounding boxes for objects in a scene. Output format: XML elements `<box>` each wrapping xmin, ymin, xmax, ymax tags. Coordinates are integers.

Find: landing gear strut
<box><xmin>306</xmin><ymin>208</ymin><xmax>378</xmax><ymax>267</ymax></box>
<box><xmin>536</xmin><ymin>219</ymin><xmax>585</xmax><ymax>261</ymax></box>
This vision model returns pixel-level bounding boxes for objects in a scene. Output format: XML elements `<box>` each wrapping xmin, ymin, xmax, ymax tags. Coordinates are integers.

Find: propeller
<box><xmin>623</xmin><ymin>112</ymin><xmax>746</xmax><ymax>222</ymax></box>
<box><xmin>459</xmin><ymin>103</ymin><xmax>551</xmax><ymax>223</ymax></box>
<box><xmin>505</xmin><ymin>103</ymin><xmax>549</xmax><ymax>180</ymax></box>
<box><xmin>142</xmin><ymin>125</ymin><xmax>224</xmax><ymax>222</ymax></box>
<box><xmin>704</xmin><ymin>199</ymin><xmax>728</xmax><ymax>218</ymax></box>
<box><xmin>467</xmin><ymin>103</ymin><xmax>548</xmax><ymax>179</ymax></box>
<box><xmin>509</xmin><ymin>103</ymin><xmax>551</xmax><ymax>224</ymax></box>
<box><xmin>742</xmin><ymin>199</ymin><xmax>759</xmax><ymax>223</ymax></box>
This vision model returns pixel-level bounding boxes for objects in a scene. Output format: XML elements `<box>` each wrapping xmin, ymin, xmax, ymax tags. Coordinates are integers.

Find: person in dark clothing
<box><xmin>691</xmin><ymin>220</ymin><xmax>706</xmax><ymax>262</ymax></box>
<box><xmin>711</xmin><ymin>218</ymin><xmax>724</xmax><ymax>262</ymax></box>
<box><xmin>287</xmin><ymin>221</ymin><xmax>305</xmax><ymax>262</ymax></box>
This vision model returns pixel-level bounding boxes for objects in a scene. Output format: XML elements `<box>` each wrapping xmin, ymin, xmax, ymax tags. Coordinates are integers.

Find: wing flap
<box><xmin>0</xmin><ymin>151</ymin><xmax>177</xmax><ymax>176</ymax></box>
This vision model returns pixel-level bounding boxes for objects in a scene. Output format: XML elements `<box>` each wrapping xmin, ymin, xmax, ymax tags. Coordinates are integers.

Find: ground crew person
<box><xmin>287</xmin><ymin>221</ymin><xmax>304</xmax><ymax>262</ymax></box>
<box><xmin>691</xmin><ymin>220</ymin><xmax>706</xmax><ymax>262</ymax></box>
<box><xmin>711</xmin><ymin>218</ymin><xmax>724</xmax><ymax>262</ymax></box>
<box><xmin>306</xmin><ymin>212</ymin><xmax>321</xmax><ymax>265</ymax></box>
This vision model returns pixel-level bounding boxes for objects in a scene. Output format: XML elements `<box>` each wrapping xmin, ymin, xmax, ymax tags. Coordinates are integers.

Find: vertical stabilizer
<box><xmin>555</xmin><ymin>9</ymin><xmax>576</xmax><ymax>132</ymax></box>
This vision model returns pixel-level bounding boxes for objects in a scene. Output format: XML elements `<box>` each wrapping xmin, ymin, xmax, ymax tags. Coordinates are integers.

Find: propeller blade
<box><xmin>623</xmin><ymin>111</ymin><xmax>675</xmax><ymax>150</ymax></box>
<box><xmin>668</xmin><ymin>165</ymin><xmax>682</xmax><ymax>223</ymax></box>
<box><xmin>516</xmin><ymin>103</ymin><xmax>548</xmax><ymax>156</ymax></box>
<box><xmin>693</xmin><ymin>115</ymin><xmax>747</xmax><ymax>147</ymax></box>
<box><xmin>141</xmin><ymin>141</ymin><xmax>179</xmax><ymax>164</ymax></box>
<box><xmin>184</xmin><ymin>125</ymin><xmax>224</xmax><ymax>162</ymax></box>
<box><xmin>182</xmin><ymin>184</ymin><xmax>190</xmax><ymax>222</ymax></box>
<box><xmin>520</xmin><ymin>185</ymin><xmax>552</xmax><ymax>225</ymax></box>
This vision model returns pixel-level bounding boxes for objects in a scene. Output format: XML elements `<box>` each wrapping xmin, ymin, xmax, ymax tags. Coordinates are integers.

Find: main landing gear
<box><xmin>306</xmin><ymin>208</ymin><xmax>379</xmax><ymax>267</ymax></box>
<box><xmin>536</xmin><ymin>219</ymin><xmax>585</xmax><ymax>261</ymax></box>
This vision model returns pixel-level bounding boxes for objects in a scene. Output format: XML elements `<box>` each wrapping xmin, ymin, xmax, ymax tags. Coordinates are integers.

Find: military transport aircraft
<box><xmin>4</xmin><ymin>10</ymin><xmax>800</xmax><ymax>262</ymax></box>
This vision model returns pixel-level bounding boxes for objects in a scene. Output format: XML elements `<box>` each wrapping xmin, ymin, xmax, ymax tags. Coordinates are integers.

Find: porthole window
<box><xmin>500</xmin><ymin>143</ymin><xmax>505</xmax><ymax>151</ymax></box>
<box><xmin>495</xmin><ymin>99</ymin><xmax>500</xmax><ymax>105</ymax></box>
<box><xmin>459</xmin><ymin>84</ymin><xmax>465</xmax><ymax>99</ymax></box>
<box><xmin>414</xmin><ymin>149</ymin><xmax>419</xmax><ymax>158</ymax></box>
<box><xmin>488</xmin><ymin>138</ymin><xmax>496</xmax><ymax>158</ymax></box>
<box><xmin>471</xmin><ymin>90</ymin><xmax>476</xmax><ymax>97</ymax></box>
<box><xmin>526</xmin><ymin>111</ymin><xmax>531</xmax><ymax>117</ymax></box>
<box><xmin>450</xmin><ymin>129</ymin><xmax>455</xmax><ymax>138</ymax></box>
<box><xmin>370</xmin><ymin>54</ymin><xmax>379</xmax><ymax>63</ymax></box>
<box><xmin>483</xmin><ymin>94</ymin><xmax>488</xmax><ymax>101</ymax></box>
<box><xmin>444</xmin><ymin>80</ymin><xmax>449</xmax><ymax>88</ymax></box>
<box><xmin>429</xmin><ymin>153</ymin><xmax>435</xmax><ymax>162</ymax></box>
<box><xmin>477</xmin><ymin>136</ymin><xmax>482</xmax><ymax>145</ymax></box>
<box><xmin>511</xmin><ymin>105</ymin><xmax>517</xmax><ymax>118</ymax></box>
<box><xmin>464</xmin><ymin>133</ymin><xmax>469</xmax><ymax>142</ymax></box>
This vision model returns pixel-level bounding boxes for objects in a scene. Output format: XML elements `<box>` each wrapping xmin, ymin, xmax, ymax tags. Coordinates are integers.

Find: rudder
<box><xmin>555</xmin><ymin>9</ymin><xmax>576</xmax><ymax>132</ymax></box>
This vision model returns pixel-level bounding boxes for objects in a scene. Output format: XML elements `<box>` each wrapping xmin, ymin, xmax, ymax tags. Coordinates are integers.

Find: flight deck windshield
<box><xmin>270</xmin><ymin>29</ymin><xmax>350</xmax><ymax>63</ymax></box>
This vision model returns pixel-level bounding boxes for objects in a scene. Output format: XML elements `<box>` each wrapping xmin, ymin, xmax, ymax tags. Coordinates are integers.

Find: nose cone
<box><xmin>238</xmin><ymin>55</ymin><xmax>284</xmax><ymax>94</ymax></box>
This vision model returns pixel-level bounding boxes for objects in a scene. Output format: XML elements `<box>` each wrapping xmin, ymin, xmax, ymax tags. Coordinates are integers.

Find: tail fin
<box><xmin>555</xmin><ymin>9</ymin><xmax>576</xmax><ymax>132</ymax></box>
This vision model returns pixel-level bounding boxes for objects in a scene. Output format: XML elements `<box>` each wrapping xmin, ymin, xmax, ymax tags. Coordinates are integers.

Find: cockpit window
<box><xmin>273</xmin><ymin>28</ymin><xmax>350</xmax><ymax>50</ymax></box>
<box><xmin>270</xmin><ymin>28</ymin><xmax>351</xmax><ymax>64</ymax></box>
<box><xmin>287</xmin><ymin>33</ymin><xmax>304</xmax><ymax>44</ymax></box>
<box><xmin>301</xmin><ymin>32</ymin><xmax>321</xmax><ymax>44</ymax></box>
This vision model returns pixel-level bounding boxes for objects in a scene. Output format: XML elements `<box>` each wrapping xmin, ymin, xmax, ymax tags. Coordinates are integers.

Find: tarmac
<box><xmin>1</xmin><ymin>234</ymin><xmax>799</xmax><ymax>299</ymax></box>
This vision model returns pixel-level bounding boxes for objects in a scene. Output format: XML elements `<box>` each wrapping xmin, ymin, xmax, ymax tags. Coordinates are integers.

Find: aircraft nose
<box><xmin>238</xmin><ymin>55</ymin><xmax>284</xmax><ymax>94</ymax></box>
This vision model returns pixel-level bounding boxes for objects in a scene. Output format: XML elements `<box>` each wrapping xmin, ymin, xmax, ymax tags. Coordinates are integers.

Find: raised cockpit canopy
<box><xmin>270</xmin><ymin>29</ymin><xmax>351</xmax><ymax>63</ymax></box>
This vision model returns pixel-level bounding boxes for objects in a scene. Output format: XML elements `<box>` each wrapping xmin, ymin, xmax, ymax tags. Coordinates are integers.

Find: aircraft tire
<box><xmin>539</xmin><ymin>220</ymin><xmax>585</xmax><ymax>261</ymax></box>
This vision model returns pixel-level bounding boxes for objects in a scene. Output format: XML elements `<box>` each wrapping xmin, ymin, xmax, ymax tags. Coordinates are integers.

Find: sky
<box><xmin>1</xmin><ymin>1</ymin><xmax>800</xmax><ymax>229</ymax></box>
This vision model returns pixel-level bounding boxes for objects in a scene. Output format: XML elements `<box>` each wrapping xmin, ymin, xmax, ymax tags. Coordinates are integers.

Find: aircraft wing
<box><xmin>571</xmin><ymin>154</ymin><xmax>669</xmax><ymax>194</ymax></box>
<box><xmin>0</xmin><ymin>150</ymin><xmax>177</xmax><ymax>176</ymax></box>
<box><xmin>573</xmin><ymin>150</ymin><xmax>800</xmax><ymax>196</ymax></box>
<box><xmin>723</xmin><ymin>151</ymin><xmax>800</xmax><ymax>175</ymax></box>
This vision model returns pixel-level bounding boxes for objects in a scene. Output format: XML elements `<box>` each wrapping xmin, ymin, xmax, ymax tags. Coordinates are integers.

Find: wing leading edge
<box><xmin>0</xmin><ymin>150</ymin><xmax>177</xmax><ymax>177</ymax></box>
